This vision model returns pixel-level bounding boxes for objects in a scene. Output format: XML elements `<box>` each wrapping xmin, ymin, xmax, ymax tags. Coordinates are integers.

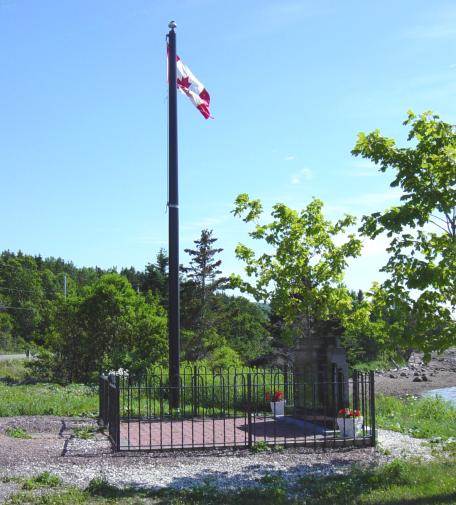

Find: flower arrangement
<box><xmin>266</xmin><ymin>390</ymin><xmax>286</xmax><ymax>417</ymax></box>
<box><xmin>265</xmin><ymin>391</ymin><xmax>284</xmax><ymax>402</ymax></box>
<box><xmin>109</xmin><ymin>368</ymin><xmax>129</xmax><ymax>377</ymax></box>
<box><xmin>338</xmin><ymin>408</ymin><xmax>361</xmax><ymax>418</ymax></box>
<box><xmin>337</xmin><ymin>408</ymin><xmax>363</xmax><ymax>438</ymax></box>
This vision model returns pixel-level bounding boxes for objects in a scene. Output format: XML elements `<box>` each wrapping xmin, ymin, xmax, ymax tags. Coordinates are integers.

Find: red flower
<box><xmin>338</xmin><ymin>407</ymin><xmax>362</xmax><ymax>418</ymax></box>
<box><xmin>273</xmin><ymin>391</ymin><xmax>284</xmax><ymax>402</ymax></box>
<box><xmin>266</xmin><ymin>391</ymin><xmax>284</xmax><ymax>402</ymax></box>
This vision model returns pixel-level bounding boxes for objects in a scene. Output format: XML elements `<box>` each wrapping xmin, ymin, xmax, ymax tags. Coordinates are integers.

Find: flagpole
<box><xmin>167</xmin><ymin>20</ymin><xmax>180</xmax><ymax>409</ymax></box>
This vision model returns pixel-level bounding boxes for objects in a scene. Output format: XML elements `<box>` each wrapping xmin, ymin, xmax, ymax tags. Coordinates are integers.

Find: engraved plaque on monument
<box><xmin>293</xmin><ymin>319</ymin><xmax>349</xmax><ymax>425</ymax></box>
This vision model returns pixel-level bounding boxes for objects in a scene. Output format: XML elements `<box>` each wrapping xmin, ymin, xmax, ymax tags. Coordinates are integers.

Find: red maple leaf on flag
<box><xmin>177</xmin><ymin>76</ymin><xmax>191</xmax><ymax>89</ymax></box>
<box><xmin>172</xmin><ymin>49</ymin><xmax>212</xmax><ymax>118</ymax></box>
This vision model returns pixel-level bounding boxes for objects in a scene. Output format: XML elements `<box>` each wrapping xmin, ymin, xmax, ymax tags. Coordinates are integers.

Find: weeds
<box><xmin>5</xmin><ymin>426</ymin><xmax>31</xmax><ymax>439</ymax></box>
<box><xmin>250</xmin><ymin>441</ymin><xmax>271</xmax><ymax>453</ymax></box>
<box><xmin>85</xmin><ymin>477</ymin><xmax>128</xmax><ymax>497</ymax></box>
<box><xmin>73</xmin><ymin>426</ymin><xmax>97</xmax><ymax>440</ymax></box>
<box><xmin>21</xmin><ymin>472</ymin><xmax>62</xmax><ymax>490</ymax></box>
<box><xmin>6</xmin><ymin>488</ymin><xmax>86</xmax><ymax>505</ymax></box>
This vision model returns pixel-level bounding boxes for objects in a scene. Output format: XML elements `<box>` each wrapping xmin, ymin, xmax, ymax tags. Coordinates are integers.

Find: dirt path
<box><xmin>374</xmin><ymin>348</ymin><xmax>456</xmax><ymax>397</ymax></box>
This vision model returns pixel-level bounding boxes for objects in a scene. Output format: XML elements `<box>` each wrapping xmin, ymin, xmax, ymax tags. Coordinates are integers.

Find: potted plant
<box><xmin>337</xmin><ymin>408</ymin><xmax>363</xmax><ymax>438</ymax></box>
<box><xmin>266</xmin><ymin>391</ymin><xmax>286</xmax><ymax>417</ymax></box>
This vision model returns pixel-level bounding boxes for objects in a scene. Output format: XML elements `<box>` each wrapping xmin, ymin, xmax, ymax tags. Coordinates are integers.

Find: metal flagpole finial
<box><xmin>168</xmin><ymin>20</ymin><xmax>177</xmax><ymax>30</ymax></box>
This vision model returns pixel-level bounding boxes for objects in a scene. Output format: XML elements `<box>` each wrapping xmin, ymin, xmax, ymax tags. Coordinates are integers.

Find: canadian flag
<box><xmin>175</xmin><ymin>54</ymin><xmax>212</xmax><ymax>119</ymax></box>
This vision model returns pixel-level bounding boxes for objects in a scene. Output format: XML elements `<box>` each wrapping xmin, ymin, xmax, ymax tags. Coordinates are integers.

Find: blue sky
<box><xmin>1</xmin><ymin>0</ymin><xmax>455</xmax><ymax>292</ymax></box>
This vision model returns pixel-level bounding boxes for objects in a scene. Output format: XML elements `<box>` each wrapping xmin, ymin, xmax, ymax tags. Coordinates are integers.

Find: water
<box><xmin>424</xmin><ymin>387</ymin><xmax>456</xmax><ymax>406</ymax></box>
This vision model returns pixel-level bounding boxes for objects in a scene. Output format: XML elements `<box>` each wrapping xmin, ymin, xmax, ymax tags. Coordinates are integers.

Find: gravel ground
<box><xmin>376</xmin><ymin>429</ymin><xmax>434</xmax><ymax>460</ymax></box>
<box><xmin>0</xmin><ymin>416</ymin><xmax>435</xmax><ymax>503</ymax></box>
<box><xmin>0</xmin><ymin>482</ymin><xmax>18</xmax><ymax>505</ymax></box>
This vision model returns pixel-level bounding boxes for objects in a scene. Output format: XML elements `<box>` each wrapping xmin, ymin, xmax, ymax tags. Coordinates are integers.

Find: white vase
<box><xmin>337</xmin><ymin>416</ymin><xmax>364</xmax><ymax>438</ymax></box>
<box><xmin>270</xmin><ymin>400</ymin><xmax>286</xmax><ymax>417</ymax></box>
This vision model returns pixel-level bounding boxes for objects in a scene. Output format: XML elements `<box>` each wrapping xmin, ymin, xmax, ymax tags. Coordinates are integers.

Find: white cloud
<box><xmin>284</xmin><ymin>155</ymin><xmax>295</xmax><ymax>161</ymax></box>
<box><xmin>348</xmin><ymin>160</ymin><xmax>381</xmax><ymax>177</ymax></box>
<box><xmin>332</xmin><ymin>229</ymin><xmax>390</xmax><ymax>259</ymax></box>
<box><xmin>362</xmin><ymin>235</ymin><xmax>391</xmax><ymax>256</ymax></box>
<box><xmin>290</xmin><ymin>168</ymin><xmax>313</xmax><ymax>185</ymax></box>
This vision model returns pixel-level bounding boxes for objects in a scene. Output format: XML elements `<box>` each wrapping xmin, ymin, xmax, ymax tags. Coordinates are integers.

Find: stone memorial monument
<box><xmin>293</xmin><ymin>319</ymin><xmax>349</xmax><ymax>425</ymax></box>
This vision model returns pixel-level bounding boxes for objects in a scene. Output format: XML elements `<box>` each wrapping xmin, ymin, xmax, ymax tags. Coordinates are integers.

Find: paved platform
<box><xmin>119</xmin><ymin>415</ymin><xmax>333</xmax><ymax>450</ymax></box>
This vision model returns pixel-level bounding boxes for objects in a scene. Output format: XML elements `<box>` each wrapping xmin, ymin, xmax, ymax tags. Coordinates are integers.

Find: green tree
<box><xmin>120</xmin><ymin>266</ymin><xmax>144</xmax><ymax>293</ymax></box>
<box><xmin>352</xmin><ymin>111</ymin><xmax>456</xmax><ymax>356</ymax></box>
<box><xmin>231</xmin><ymin>195</ymin><xmax>362</xmax><ymax>345</ymax></box>
<box><xmin>181</xmin><ymin>230</ymin><xmax>228</xmax><ymax>359</ymax></box>
<box><xmin>142</xmin><ymin>248</ymin><xmax>169</xmax><ymax>305</ymax></box>
<box><xmin>0</xmin><ymin>312</ymin><xmax>14</xmax><ymax>351</ymax></box>
<box><xmin>0</xmin><ymin>256</ymin><xmax>43</xmax><ymax>346</ymax></box>
<box><xmin>206</xmin><ymin>344</ymin><xmax>242</xmax><ymax>369</ymax></box>
<box><xmin>46</xmin><ymin>274</ymin><xmax>168</xmax><ymax>381</ymax></box>
<box><xmin>342</xmin><ymin>284</ymin><xmax>402</xmax><ymax>365</ymax></box>
<box><xmin>213</xmin><ymin>294</ymin><xmax>271</xmax><ymax>362</ymax></box>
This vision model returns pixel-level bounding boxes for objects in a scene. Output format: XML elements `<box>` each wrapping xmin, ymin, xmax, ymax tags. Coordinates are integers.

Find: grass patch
<box><xmin>376</xmin><ymin>394</ymin><xmax>456</xmax><ymax>439</ymax></box>
<box><xmin>352</xmin><ymin>356</ymin><xmax>406</xmax><ymax>373</ymax></box>
<box><xmin>5</xmin><ymin>426</ymin><xmax>32</xmax><ymax>439</ymax></box>
<box><xmin>73</xmin><ymin>426</ymin><xmax>98</xmax><ymax>440</ymax></box>
<box><xmin>0</xmin><ymin>383</ymin><xmax>98</xmax><ymax>417</ymax></box>
<box><xmin>86</xmin><ymin>477</ymin><xmax>121</xmax><ymax>496</ymax></box>
<box><xmin>0</xmin><ymin>359</ymin><xmax>28</xmax><ymax>383</ymax></box>
<box><xmin>6</xmin><ymin>488</ymin><xmax>87</xmax><ymax>505</ymax></box>
<box><xmin>21</xmin><ymin>472</ymin><xmax>62</xmax><ymax>490</ymax></box>
<box><xmin>5</xmin><ymin>458</ymin><xmax>456</xmax><ymax>504</ymax></box>
<box><xmin>297</xmin><ymin>458</ymin><xmax>456</xmax><ymax>504</ymax></box>
<box><xmin>250</xmin><ymin>441</ymin><xmax>271</xmax><ymax>453</ymax></box>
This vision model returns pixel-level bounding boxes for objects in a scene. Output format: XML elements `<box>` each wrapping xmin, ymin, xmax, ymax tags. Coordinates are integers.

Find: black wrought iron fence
<box><xmin>99</xmin><ymin>367</ymin><xmax>375</xmax><ymax>452</ymax></box>
<box><xmin>99</xmin><ymin>373</ymin><xmax>120</xmax><ymax>448</ymax></box>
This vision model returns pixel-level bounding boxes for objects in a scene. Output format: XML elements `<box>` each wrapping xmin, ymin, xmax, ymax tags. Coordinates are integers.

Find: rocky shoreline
<box><xmin>374</xmin><ymin>348</ymin><xmax>456</xmax><ymax>397</ymax></box>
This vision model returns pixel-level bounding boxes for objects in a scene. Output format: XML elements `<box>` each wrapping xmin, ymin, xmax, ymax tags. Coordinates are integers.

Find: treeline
<box><xmin>0</xmin><ymin>233</ymin><xmax>272</xmax><ymax>382</ymax></box>
<box><xmin>0</xmin><ymin>241</ymin><xmax>397</xmax><ymax>384</ymax></box>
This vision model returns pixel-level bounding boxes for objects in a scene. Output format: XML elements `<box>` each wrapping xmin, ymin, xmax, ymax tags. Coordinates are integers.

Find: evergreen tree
<box><xmin>181</xmin><ymin>229</ymin><xmax>228</xmax><ymax>359</ymax></box>
<box><xmin>143</xmin><ymin>248</ymin><xmax>168</xmax><ymax>305</ymax></box>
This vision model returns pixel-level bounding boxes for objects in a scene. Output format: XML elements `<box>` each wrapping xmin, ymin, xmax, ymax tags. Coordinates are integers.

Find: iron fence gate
<box><xmin>99</xmin><ymin>367</ymin><xmax>375</xmax><ymax>451</ymax></box>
